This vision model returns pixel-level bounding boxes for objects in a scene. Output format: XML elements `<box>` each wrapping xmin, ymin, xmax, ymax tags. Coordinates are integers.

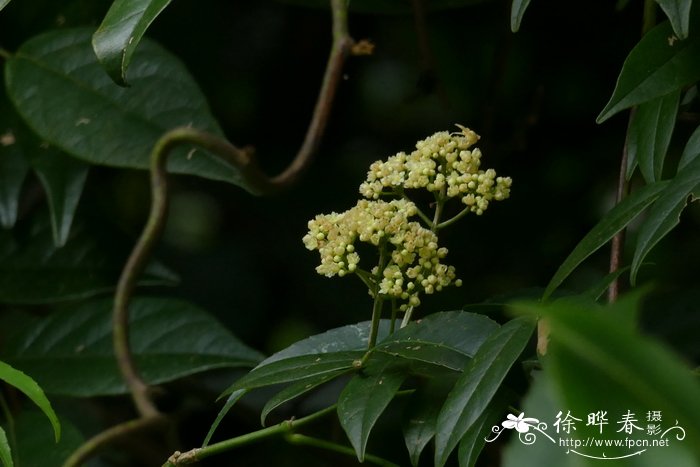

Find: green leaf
<box><xmin>0</xmin><ymin>360</ymin><xmax>60</xmax><ymax>442</ymax></box>
<box><xmin>656</xmin><ymin>0</ymin><xmax>693</xmax><ymax>39</ymax></box>
<box><xmin>516</xmin><ymin>294</ymin><xmax>700</xmax><ymax>460</ymax></box>
<box><xmin>501</xmin><ymin>371</ymin><xmax>573</xmax><ymax>467</ymax></box>
<box><xmin>223</xmin><ymin>352</ymin><xmax>362</xmax><ymax>395</ymax></box>
<box><xmin>93</xmin><ymin>0</ymin><xmax>173</xmax><ymax>85</ymax></box>
<box><xmin>28</xmin><ymin>148</ymin><xmax>88</xmax><ymax>247</ymax></box>
<box><xmin>402</xmin><ymin>396</ymin><xmax>438</xmax><ymax>467</ymax></box>
<box><xmin>627</xmin><ymin>90</ymin><xmax>680</xmax><ymax>183</ymax></box>
<box><xmin>402</xmin><ymin>378</ymin><xmax>456</xmax><ymax>467</ymax></box>
<box><xmin>631</xmin><ymin>156</ymin><xmax>700</xmax><ymax>284</ymax></box>
<box><xmin>260</xmin><ymin>370</ymin><xmax>347</xmax><ymax>426</ymax></box>
<box><xmin>583</xmin><ymin>266</ymin><xmax>630</xmax><ymax>301</ymax></box>
<box><xmin>11</xmin><ymin>410</ymin><xmax>84</xmax><ymax>467</ymax></box>
<box><xmin>0</xmin><ymin>94</ymin><xmax>30</xmax><ymax>229</ymax></box>
<box><xmin>337</xmin><ymin>360</ymin><xmax>406</xmax><ymax>462</ymax></box>
<box><xmin>510</xmin><ymin>0</ymin><xmax>532</xmax><ymax>32</ymax></box>
<box><xmin>5</xmin><ymin>28</ymin><xmax>248</xmax><ymax>188</ymax></box>
<box><xmin>0</xmin><ymin>298</ymin><xmax>263</xmax><ymax>396</ymax></box>
<box><xmin>0</xmin><ymin>90</ymin><xmax>87</xmax><ymax>244</ymax></box>
<box><xmin>597</xmin><ymin>21</ymin><xmax>700</xmax><ymax>123</ymax></box>
<box><xmin>202</xmin><ymin>389</ymin><xmax>246</xmax><ymax>447</ymax></box>
<box><xmin>0</xmin><ymin>144</ymin><xmax>28</xmax><ymax>230</ymax></box>
<box><xmin>0</xmin><ymin>218</ymin><xmax>177</xmax><ymax>304</ymax></box>
<box><xmin>259</xmin><ymin>321</ymin><xmax>390</xmax><ymax>366</ymax></box>
<box><xmin>543</xmin><ymin>180</ymin><xmax>670</xmax><ymax>300</ymax></box>
<box><xmin>0</xmin><ymin>426</ymin><xmax>12</xmax><ymax>467</ymax></box>
<box><xmin>678</xmin><ymin>123</ymin><xmax>700</xmax><ymax>171</ymax></box>
<box><xmin>457</xmin><ymin>394</ymin><xmax>508</xmax><ymax>467</ymax></box>
<box><xmin>434</xmin><ymin>317</ymin><xmax>535</xmax><ymax>467</ymax></box>
<box><xmin>0</xmin><ymin>0</ymin><xmax>10</xmax><ymax>12</ymax></box>
<box><xmin>375</xmin><ymin>311</ymin><xmax>499</xmax><ymax>372</ymax></box>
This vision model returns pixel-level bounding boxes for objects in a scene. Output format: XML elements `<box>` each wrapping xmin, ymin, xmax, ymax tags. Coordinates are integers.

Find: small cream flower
<box><xmin>359</xmin><ymin>125</ymin><xmax>512</xmax><ymax>216</ymax></box>
<box><xmin>303</xmin><ymin>198</ymin><xmax>459</xmax><ymax>309</ymax></box>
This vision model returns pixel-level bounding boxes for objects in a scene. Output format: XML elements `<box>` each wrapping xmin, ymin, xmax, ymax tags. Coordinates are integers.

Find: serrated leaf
<box><xmin>260</xmin><ymin>370</ymin><xmax>347</xmax><ymax>426</ymax></box>
<box><xmin>0</xmin><ymin>426</ymin><xmax>12</xmax><ymax>467</ymax></box>
<box><xmin>5</xmin><ymin>28</ymin><xmax>248</xmax><ymax>188</ymax></box>
<box><xmin>0</xmin><ymin>298</ymin><xmax>263</xmax><ymax>396</ymax></box>
<box><xmin>656</xmin><ymin>0</ymin><xmax>693</xmax><ymax>39</ymax></box>
<box><xmin>28</xmin><ymin>148</ymin><xmax>88</xmax><ymax>247</ymax></box>
<box><xmin>376</xmin><ymin>311</ymin><xmax>499</xmax><ymax>372</ymax></box>
<box><xmin>93</xmin><ymin>0</ymin><xmax>173</xmax><ymax>85</ymax></box>
<box><xmin>457</xmin><ymin>394</ymin><xmax>508</xmax><ymax>467</ymax></box>
<box><xmin>0</xmin><ymin>360</ymin><xmax>60</xmax><ymax>442</ymax></box>
<box><xmin>434</xmin><ymin>317</ymin><xmax>535</xmax><ymax>467</ymax></box>
<box><xmin>631</xmin><ymin>156</ymin><xmax>700</xmax><ymax>283</ymax></box>
<box><xmin>223</xmin><ymin>352</ymin><xmax>361</xmax><ymax>396</ymax></box>
<box><xmin>510</xmin><ymin>0</ymin><xmax>532</xmax><ymax>32</ymax></box>
<box><xmin>597</xmin><ymin>21</ymin><xmax>700</xmax><ymax>123</ymax></box>
<box><xmin>338</xmin><ymin>360</ymin><xmax>405</xmax><ymax>462</ymax></box>
<box><xmin>259</xmin><ymin>321</ymin><xmax>390</xmax><ymax>366</ymax></box>
<box><xmin>402</xmin><ymin>382</ymin><xmax>446</xmax><ymax>467</ymax></box>
<box><xmin>0</xmin><ymin>218</ymin><xmax>177</xmax><ymax>304</ymax></box>
<box><xmin>543</xmin><ymin>180</ymin><xmax>670</xmax><ymax>300</ymax></box>
<box><xmin>202</xmin><ymin>389</ymin><xmax>246</xmax><ymax>447</ymax></box>
<box><xmin>514</xmin><ymin>294</ymin><xmax>700</xmax><ymax>459</ymax></box>
<box><xmin>627</xmin><ymin>90</ymin><xmax>680</xmax><ymax>183</ymax></box>
<box><xmin>678</xmin><ymin>123</ymin><xmax>700</xmax><ymax>171</ymax></box>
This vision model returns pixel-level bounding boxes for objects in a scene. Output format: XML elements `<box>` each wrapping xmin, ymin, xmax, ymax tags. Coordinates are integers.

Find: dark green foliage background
<box><xmin>1</xmin><ymin>0</ymin><xmax>699</xmax><ymax>466</ymax></box>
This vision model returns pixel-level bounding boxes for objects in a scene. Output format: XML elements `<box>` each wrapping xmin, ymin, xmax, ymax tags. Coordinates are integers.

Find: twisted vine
<box><xmin>64</xmin><ymin>0</ymin><xmax>357</xmax><ymax>464</ymax></box>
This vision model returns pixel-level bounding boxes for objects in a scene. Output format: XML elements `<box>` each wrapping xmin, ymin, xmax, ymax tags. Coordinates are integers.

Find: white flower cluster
<box><xmin>303</xmin><ymin>199</ymin><xmax>460</xmax><ymax>310</ymax></box>
<box><xmin>359</xmin><ymin>126</ymin><xmax>512</xmax><ymax>215</ymax></box>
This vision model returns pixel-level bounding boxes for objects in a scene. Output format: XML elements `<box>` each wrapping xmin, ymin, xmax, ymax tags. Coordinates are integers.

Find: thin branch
<box><xmin>112</xmin><ymin>0</ymin><xmax>355</xmax><ymax>421</ymax></box>
<box><xmin>607</xmin><ymin>111</ymin><xmax>632</xmax><ymax>303</ymax></box>
<box><xmin>62</xmin><ymin>415</ymin><xmax>168</xmax><ymax>467</ymax></box>
<box><xmin>163</xmin><ymin>405</ymin><xmax>337</xmax><ymax>465</ymax></box>
<box><xmin>608</xmin><ymin>0</ymin><xmax>653</xmax><ymax>303</ymax></box>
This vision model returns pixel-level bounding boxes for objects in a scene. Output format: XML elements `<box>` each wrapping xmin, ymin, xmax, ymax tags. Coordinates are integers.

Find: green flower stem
<box><xmin>367</xmin><ymin>243</ymin><xmax>389</xmax><ymax>348</ymax></box>
<box><xmin>436</xmin><ymin>204</ymin><xmax>471</xmax><ymax>230</ymax></box>
<box><xmin>401</xmin><ymin>306</ymin><xmax>414</xmax><ymax>328</ymax></box>
<box><xmin>285</xmin><ymin>433</ymin><xmax>399</xmax><ymax>467</ymax></box>
<box><xmin>399</xmin><ymin>190</ymin><xmax>432</xmax><ymax>226</ymax></box>
<box><xmin>389</xmin><ymin>299</ymin><xmax>398</xmax><ymax>334</ymax></box>
<box><xmin>163</xmin><ymin>405</ymin><xmax>337</xmax><ymax>466</ymax></box>
<box><xmin>431</xmin><ymin>189</ymin><xmax>446</xmax><ymax>230</ymax></box>
<box><xmin>368</xmin><ymin>294</ymin><xmax>385</xmax><ymax>349</ymax></box>
<box><xmin>355</xmin><ymin>267</ymin><xmax>376</xmax><ymax>291</ymax></box>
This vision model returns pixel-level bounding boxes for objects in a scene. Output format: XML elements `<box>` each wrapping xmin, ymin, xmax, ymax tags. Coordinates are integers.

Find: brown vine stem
<box><xmin>68</xmin><ymin>0</ymin><xmax>356</xmax><ymax>464</ymax></box>
<box><xmin>62</xmin><ymin>415</ymin><xmax>168</xmax><ymax>467</ymax></box>
<box><xmin>607</xmin><ymin>110</ymin><xmax>634</xmax><ymax>303</ymax></box>
<box><xmin>114</xmin><ymin>0</ymin><xmax>353</xmax><ymax>420</ymax></box>
<box><xmin>608</xmin><ymin>0</ymin><xmax>655</xmax><ymax>303</ymax></box>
